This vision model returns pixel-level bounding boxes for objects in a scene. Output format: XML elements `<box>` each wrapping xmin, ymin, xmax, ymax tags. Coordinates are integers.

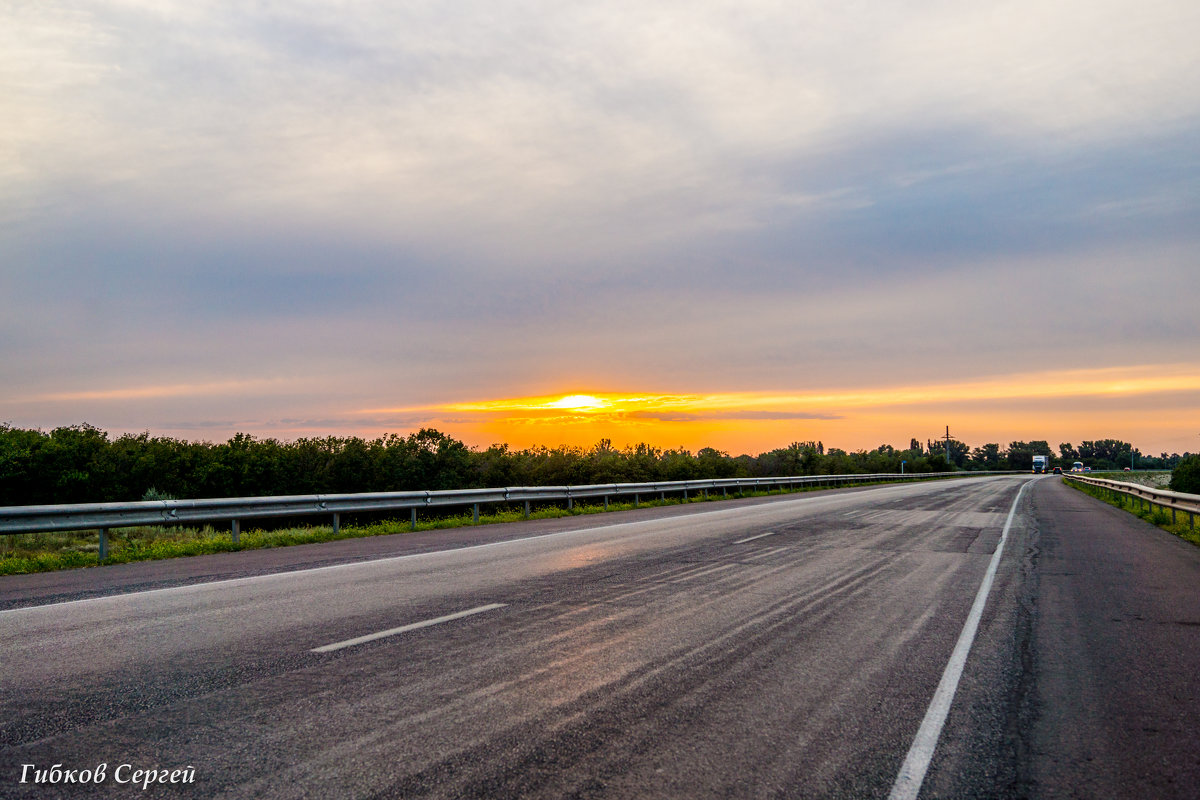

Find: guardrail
<box><xmin>0</xmin><ymin>471</ymin><xmax>1009</xmax><ymax>561</ymax></box>
<box><xmin>1065</xmin><ymin>474</ymin><xmax>1199</xmax><ymax>528</ymax></box>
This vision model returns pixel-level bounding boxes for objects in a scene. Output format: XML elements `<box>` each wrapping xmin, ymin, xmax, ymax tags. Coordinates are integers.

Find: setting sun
<box><xmin>544</xmin><ymin>394</ymin><xmax>609</xmax><ymax>411</ymax></box>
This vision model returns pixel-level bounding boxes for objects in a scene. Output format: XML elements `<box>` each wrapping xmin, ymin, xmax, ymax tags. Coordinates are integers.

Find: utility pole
<box><xmin>944</xmin><ymin>426</ymin><xmax>953</xmax><ymax>465</ymax></box>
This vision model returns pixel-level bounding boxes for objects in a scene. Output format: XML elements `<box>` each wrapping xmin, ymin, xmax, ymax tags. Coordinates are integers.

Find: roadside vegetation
<box><xmin>1066</xmin><ymin>461</ymin><xmax>1200</xmax><ymax>548</ymax></box>
<box><xmin>1090</xmin><ymin>471</ymin><xmax>1172</xmax><ymax>489</ymax></box>
<box><xmin>1169</xmin><ymin>455</ymin><xmax>1200</xmax><ymax>494</ymax></box>
<box><xmin>0</xmin><ymin>424</ymin><xmax>953</xmax><ymax>507</ymax></box>
<box><xmin>0</xmin><ymin>483</ymin><xmax>865</xmax><ymax>576</ymax></box>
<box><xmin>3</xmin><ymin>424</ymin><xmax>1193</xmax><ymax>508</ymax></box>
<box><xmin>3</xmin><ymin>423</ymin><xmax>1196</xmax><ymax>575</ymax></box>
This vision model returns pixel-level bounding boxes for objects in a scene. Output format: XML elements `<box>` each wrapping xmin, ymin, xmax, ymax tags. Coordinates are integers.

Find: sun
<box><xmin>543</xmin><ymin>394</ymin><xmax>609</xmax><ymax>411</ymax></box>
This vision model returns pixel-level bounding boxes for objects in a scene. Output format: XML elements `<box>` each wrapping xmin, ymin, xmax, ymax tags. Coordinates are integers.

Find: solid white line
<box><xmin>733</xmin><ymin>531</ymin><xmax>778</xmax><ymax>544</ymax></box>
<box><xmin>887</xmin><ymin>480</ymin><xmax>1031</xmax><ymax>800</ymax></box>
<box><xmin>311</xmin><ymin>603</ymin><xmax>507</xmax><ymax>653</ymax></box>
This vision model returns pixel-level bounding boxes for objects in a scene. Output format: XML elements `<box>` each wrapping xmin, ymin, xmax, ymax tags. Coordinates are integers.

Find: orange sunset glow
<box><xmin>355</xmin><ymin>363</ymin><xmax>1200</xmax><ymax>455</ymax></box>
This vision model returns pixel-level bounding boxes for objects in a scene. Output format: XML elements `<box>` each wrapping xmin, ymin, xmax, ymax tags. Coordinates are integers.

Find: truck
<box><xmin>1032</xmin><ymin>455</ymin><xmax>1050</xmax><ymax>474</ymax></box>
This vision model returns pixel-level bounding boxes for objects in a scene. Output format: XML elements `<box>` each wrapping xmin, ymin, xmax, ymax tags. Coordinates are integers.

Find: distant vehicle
<box><xmin>1123</xmin><ymin>467</ymin><xmax>1132</xmax><ymax>471</ymax></box>
<box><xmin>1032</xmin><ymin>455</ymin><xmax>1050</xmax><ymax>474</ymax></box>
<box><xmin>1084</xmin><ymin>466</ymin><xmax>1092</xmax><ymax>472</ymax></box>
<box><xmin>1072</xmin><ymin>461</ymin><xmax>1084</xmax><ymax>472</ymax></box>
<box><xmin>1052</xmin><ymin>466</ymin><xmax>1063</xmax><ymax>474</ymax></box>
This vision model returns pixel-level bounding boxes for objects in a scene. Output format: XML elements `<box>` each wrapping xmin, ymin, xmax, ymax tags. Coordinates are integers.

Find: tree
<box><xmin>970</xmin><ymin>443</ymin><xmax>1002</xmax><ymax>471</ymax></box>
<box><xmin>0</xmin><ymin>424</ymin><xmax>51</xmax><ymax>505</ymax></box>
<box><xmin>1078</xmin><ymin>439</ymin><xmax>1133</xmax><ymax>470</ymax></box>
<box><xmin>1169</xmin><ymin>455</ymin><xmax>1200</xmax><ymax>494</ymax></box>
<box><xmin>0</xmin><ymin>421</ymin><xmax>1184</xmax><ymax>507</ymax></box>
<box><xmin>929</xmin><ymin>438</ymin><xmax>970</xmax><ymax>468</ymax></box>
<box><xmin>44</xmin><ymin>424</ymin><xmax>113</xmax><ymax>503</ymax></box>
<box><xmin>467</xmin><ymin>443</ymin><xmax>510</xmax><ymax>487</ymax></box>
<box><xmin>1004</xmin><ymin>442</ymin><xmax>1034</xmax><ymax>472</ymax></box>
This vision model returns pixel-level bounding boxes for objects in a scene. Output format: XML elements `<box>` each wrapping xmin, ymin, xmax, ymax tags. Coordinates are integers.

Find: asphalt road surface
<box><xmin>2</xmin><ymin>476</ymin><xmax>1198</xmax><ymax>798</ymax></box>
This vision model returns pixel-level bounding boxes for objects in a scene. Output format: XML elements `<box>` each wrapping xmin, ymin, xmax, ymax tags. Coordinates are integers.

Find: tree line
<box><xmin>0</xmin><ymin>423</ymin><xmax>1192</xmax><ymax>507</ymax></box>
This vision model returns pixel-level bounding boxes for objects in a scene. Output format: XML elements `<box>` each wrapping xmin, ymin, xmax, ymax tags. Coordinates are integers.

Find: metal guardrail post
<box><xmin>1066</xmin><ymin>474</ymin><xmax>1200</xmax><ymax>530</ymax></box>
<box><xmin>332</xmin><ymin>513</ymin><xmax>340</xmax><ymax>534</ymax></box>
<box><xmin>231</xmin><ymin>519</ymin><xmax>240</xmax><ymax>544</ymax></box>
<box><xmin>473</xmin><ymin>503</ymin><xmax>479</xmax><ymax>524</ymax></box>
<box><xmin>98</xmin><ymin>528</ymin><xmax>107</xmax><ymax>562</ymax></box>
<box><xmin>524</xmin><ymin>500</ymin><xmax>530</xmax><ymax>519</ymax></box>
<box><xmin>411</xmin><ymin>508</ymin><xmax>417</xmax><ymax>531</ymax></box>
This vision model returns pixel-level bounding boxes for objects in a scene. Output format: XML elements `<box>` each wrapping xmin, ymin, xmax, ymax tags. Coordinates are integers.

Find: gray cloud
<box><xmin>1</xmin><ymin>0</ymin><xmax>1198</xmax><ymax>448</ymax></box>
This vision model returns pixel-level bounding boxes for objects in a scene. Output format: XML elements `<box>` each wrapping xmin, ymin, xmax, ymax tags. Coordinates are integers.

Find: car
<box><xmin>1123</xmin><ymin>467</ymin><xmax>1131</xmax><ymax>471</ymax></box>
<box><xmin>1052</xmin><ymin>466</ymin><xmax>1062</xmax><ymax>474</ymax></box>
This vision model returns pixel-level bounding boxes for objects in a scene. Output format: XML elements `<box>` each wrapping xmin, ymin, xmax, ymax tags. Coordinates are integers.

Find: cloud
<box><xmin>5</xmin><ymin>1</ymin><xmax>1197</xmax><ymax>255</ymax></box>
<box><xmin>158</xmin><ymin>420</ymin><xmax>241</xmax><ymax>431</ymax></box>
<box><xmin>1</xmin><ymin>1</ymin><xmax>1197</xmax><ymax>452</ymax></box>
<box><xmin>25</xmin><ymin>378</ymin><xmax>305</xmax><ymax>403</ymax></box>
<box><xmin>624</xmin><ymin>410</ymin><xmax>842</xmax><ymax>423</ymax></box>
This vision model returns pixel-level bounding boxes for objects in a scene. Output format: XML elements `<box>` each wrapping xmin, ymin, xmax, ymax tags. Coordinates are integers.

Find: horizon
<box><xmin>9</xmin><ymin>379</ymin><xmax>1195</xmax><ymax>460</ymax></box>
<box><xmin>6</xmin><ymin>417</ymin><xmax>1190</xmax><ymax>462</ymax></box>
<box><xmin>8</xmin><ymin>362</ymin><xmax>1199</xmax><ymax>456</ymax></box>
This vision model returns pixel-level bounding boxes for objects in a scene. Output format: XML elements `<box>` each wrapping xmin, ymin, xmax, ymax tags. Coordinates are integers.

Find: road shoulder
<box><xmin>1023</xmin><ymin>477</ymin><xmax>1200</xmax><ymax>798</ymax></box>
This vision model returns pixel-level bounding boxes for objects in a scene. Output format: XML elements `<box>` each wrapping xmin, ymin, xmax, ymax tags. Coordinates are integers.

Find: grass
<box><xmin>2</xmin><ymin>481</ymin><xmax>887</xmax><ymax>576</ymax></box>
<box><xmin>1088</xmin><ymin>470</ymin><xmax>1172</xmax><ymax>489</ymax></box>
<box><xmin>1065</xmin><ymin>478</ymin><xmax>1200</xmax><ymax>547</ymax></box>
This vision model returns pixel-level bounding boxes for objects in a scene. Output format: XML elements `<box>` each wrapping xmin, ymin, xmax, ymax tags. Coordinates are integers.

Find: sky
<box><xmin>2</xmin><ymin>0</ymin><xmax>1198</xmax><ymax>457</ymax></box>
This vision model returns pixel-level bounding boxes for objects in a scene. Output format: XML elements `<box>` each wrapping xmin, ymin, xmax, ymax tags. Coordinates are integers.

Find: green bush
<box><xmin>1170</xmin><ymin>455</ymin><xmax>1200</xmax><ymax>494</ymax></box>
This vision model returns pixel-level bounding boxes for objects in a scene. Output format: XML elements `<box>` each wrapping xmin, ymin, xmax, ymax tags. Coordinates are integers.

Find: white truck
<box><xmin>1032</xmin><ymin>454</ymin><xmax>1050</xmax><ymax>474</ymax></box>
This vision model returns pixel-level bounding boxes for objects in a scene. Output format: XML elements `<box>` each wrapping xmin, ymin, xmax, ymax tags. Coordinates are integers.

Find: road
<box><xmin>2</xmin><ymin>476</ymin><xmax>1198</xmax><ymax>798</ymax></box>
